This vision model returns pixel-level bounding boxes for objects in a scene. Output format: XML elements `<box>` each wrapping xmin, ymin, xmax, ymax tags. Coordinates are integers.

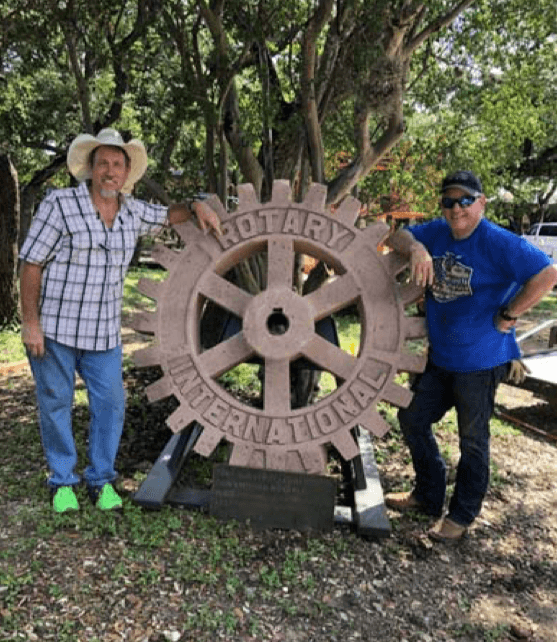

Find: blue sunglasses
<box><xmin>441</xmin><ymin>195</ymin><xmax>477</xmax><ymax>209</ymax></box>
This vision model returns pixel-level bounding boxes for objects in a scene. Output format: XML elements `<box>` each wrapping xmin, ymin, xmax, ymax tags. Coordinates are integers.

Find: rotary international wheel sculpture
<box><xmin>131</xmin><ymin>180</ymin><xmax>427</xmax><ymax>475</ymax></box>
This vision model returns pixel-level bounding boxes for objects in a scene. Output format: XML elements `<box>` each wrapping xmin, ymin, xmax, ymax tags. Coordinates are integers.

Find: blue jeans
<box><xmin>398</xmin><ymin>361</ymin><xmax>508</xmax><ymax>526</ymax></box>
<box><xmin>28</xmin><ymin>338</ymin><xmax>126</xmax><ymax>489</ymax></box>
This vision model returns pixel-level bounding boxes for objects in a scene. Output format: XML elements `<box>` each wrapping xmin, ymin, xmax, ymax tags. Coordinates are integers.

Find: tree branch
<box><xmin>63</xmin><ymin>25</ymin><xmax>93</xmax><ymax>133</ymax></box>
<box><xmin>301</xmin><ymin>0</ymin><xmax>334</xmax><ymax>184</ymax></box>
<box><xmin>198</xmin><ymin>0</ymin><xmax>264</xmax><ymax>195</ymax></box>
<box><xmin>404</xmin><ymin>0</ymin><xmax>477</xmax><ymax>55</ymax></box>
<box><xmin>326</xmin><ymin>112</ymin><xmax>404</xmax><ymax>206</ymax></box>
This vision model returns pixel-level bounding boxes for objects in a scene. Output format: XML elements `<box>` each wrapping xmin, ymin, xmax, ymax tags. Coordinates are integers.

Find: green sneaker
<box><xmin>52</xmin><ymin>486</ymin><xmax>79</xmax><ymax>513</ymax></box>
<box><xmin>94</xmin><ymin>483</ymin><xmax>123</xmax><ymax>511</ymax></box>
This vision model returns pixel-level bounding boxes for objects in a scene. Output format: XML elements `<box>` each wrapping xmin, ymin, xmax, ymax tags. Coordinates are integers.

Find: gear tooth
<box><xmin>383</xmin><ymin>251</ymin><xmax>409</xmax><ymax>277</ymax></box>
<box><xmin>266</xmin><ymin>448</ymin><xmax>287</xmax><ymax>471</ymax></box>
<box><xmin>285</xmin><ymin>451</ymin><xmax>305</xmax><ymax>472</ymax></box>
<box><xmin>359</xmin><ymin>407</ymin><xmax>391</xmax><ymax>438</ymax></box>
<box><xmin>203</xmin><ymin>193</ymin><xmax>229</xmax><ymax>221</ymax></box>
<box><xmin>300</xmin><ymin>446</ymin><xmax>328</xmax><ymax>474</ymax></box>
<box><xmin>330</xmin><ymin>431</ymin><xmax>360</xmax><ymax>461</ymax></box>
<box><xmin>399</xmin><ymin>281</ymin><xmax>425</xmax><ymax>305</ymax></box>
<box><xmin>137</xmin><ymin>277</ymin><xmax>162</xmax><ymax>301</ymax></box>
<box><xmin>402</xmin><ymin>316</ymin><xmax>427</xmax><ymax>340</ymax></box>
<box><xmin>302</xmin><ymin>183</ymin><xmax>328</xmax><ymax>211</ymax></box>
<box><xmin>151</xmin><ymin>245</ymin><xmax>178</xmax><ymax>270</ymax></box>
<box><xmin>133</xmin><ymin>346</ymin><xmax>161</xmax><ymax>368</ymax></box>
<box><xmin>381</xmin><ymin>381</ymin><xmax>414</xmax><ymax>408</ymax></box>
<box><xmin>172</xmin><ymin>221</ymin><xmax>223</xmax><ymax>260</ymax></box>
<box><xmin>248</xmin><ymin>449</ymin><xmax>266</xmax><ymax>469</ymax></box>
<box><xmin>128</xmin><ymin>311</ymin><xmax>157</xmax><ymax>335</ymax></box>
<box><xmin>145</xmin><ymin>376</ymin><xmax>174</xmax><ymax>403</ymax></box>
<box><xmin>194</xmin><ymin>429</ymin><xmax>223</xmax><ymax>457</ymax></box>
<box><xmin>397</xmin><ymin>351</ymin><xmax>427</xmax><ymax>374</ymax></box>
<box><xmin>228</xmin><ymin>443</ymin><xmax>255</xmax><ymax>467</ymax></box>
<box><xmin>270</xmin><ymin>179</ymin><xmax>293</xmax><ymax>204</ymax></box>
<box><xmin>334</xmin><ymin>195</ymin><xmax>362</xmax><ymax>227</ymax></box>
<box><xmin>172</xmin><ymin>220</ymin><xmax>203</xmax><ymax>244</ymax></box>
<box><xmin>166</xmin><ymin>407</ymin><xmax>197</xmax><ymax>434</ymax></box>
<box><xmin>361</xmin><ymin>221</ymin><xmax>390</xmax><ymax>247</ymax></box>
<box><xmin>236</xmin><ymin>183</ymin><xmax>260</xmax><ymax>212</ymax></box>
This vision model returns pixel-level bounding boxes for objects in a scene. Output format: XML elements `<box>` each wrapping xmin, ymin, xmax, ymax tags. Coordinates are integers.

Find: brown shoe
<box><xmin>427</xmin><ymin>517</ymin><xmax>467</xmax><ymax>542</ymax></box>
<box><xmin>385</xmin><ymin>491</ymin><xmax>424</xmax><ymax>513</ymax></box>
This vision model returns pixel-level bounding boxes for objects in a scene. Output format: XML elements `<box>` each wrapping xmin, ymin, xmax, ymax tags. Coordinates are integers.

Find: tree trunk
<box><xmin>19</xmin><ymin>185</ymin><xmax>38</xmax><ymax>251</ymax></box>
<box><xmin>0</xmin><ymin>155</ymin><xmax>20</xmax><ymax>327</ymax></box>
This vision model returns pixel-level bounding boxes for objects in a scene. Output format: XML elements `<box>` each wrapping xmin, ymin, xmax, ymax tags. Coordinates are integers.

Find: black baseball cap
<box><xmin>441</xmin><ymin>170</ymin><xmax>482</xmax><ymax>196</ymax></box>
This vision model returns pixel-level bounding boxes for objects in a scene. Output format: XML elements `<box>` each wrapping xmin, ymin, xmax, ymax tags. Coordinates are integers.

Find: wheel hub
<box><xmin>243</xmin><ymin>287</ymin><xmax>314</xmax><ymax>360</ymax></box>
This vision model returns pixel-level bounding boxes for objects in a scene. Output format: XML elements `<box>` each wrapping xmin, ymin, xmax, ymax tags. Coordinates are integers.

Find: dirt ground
<box><xmin>1</xmin><ymin>317</ymin><xmax>556</xmax><ymax>642</ymax></box>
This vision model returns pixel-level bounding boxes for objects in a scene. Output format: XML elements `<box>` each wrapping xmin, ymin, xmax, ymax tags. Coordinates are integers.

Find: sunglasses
<box><xmin>441</xmin><ymin>195</ymin><xmax>477</xmax><ymax>209</ymax></box>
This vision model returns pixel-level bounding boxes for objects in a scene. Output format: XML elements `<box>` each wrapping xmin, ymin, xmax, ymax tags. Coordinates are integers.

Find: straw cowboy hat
<box><xmin>67</xmin><ymin>128</ymin><xmax>148</xmax><ymax>193</ymax></box>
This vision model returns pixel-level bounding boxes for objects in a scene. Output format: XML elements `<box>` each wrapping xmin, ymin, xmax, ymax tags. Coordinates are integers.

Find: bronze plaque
<box><xmin>210</xmin><ymin>464</ymin><xmax>336</xmax><ymax>531</ymax></box>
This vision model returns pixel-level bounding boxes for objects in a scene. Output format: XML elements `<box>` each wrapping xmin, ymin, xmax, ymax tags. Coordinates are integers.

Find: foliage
<box><xmin>408</xmin><ymin>0</ymin><xmax>557</xmax><ymax>220</ymax></box>
<box><xmin>4</xmin><ymin>0</ymin><xmax>554</xmax><ymax>211</ymax></box>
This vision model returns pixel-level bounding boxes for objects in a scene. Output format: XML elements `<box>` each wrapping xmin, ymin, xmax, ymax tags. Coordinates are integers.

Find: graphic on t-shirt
<box><xmin>431</xmin><ymin>252</ymin><xmax>473</xmax><ymax>303</ymax></box>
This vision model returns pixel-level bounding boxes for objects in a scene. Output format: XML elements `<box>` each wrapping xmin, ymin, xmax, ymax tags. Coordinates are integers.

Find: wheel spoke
<box><xmin>198</xmin><ymin>271</ymin><xmax>253</xmax><ymax>318</ymax></box>
<box><xmin>264</xmin><ymin>358</ymin><xmax>291</xmax><ymax>414</ymax></box>
<box><xmin>304</xmin><ymin>273</ymin><xmax>360</xmax><ymax>320</ymax></box>
<box><xmin>198</xmin><ymin>333</ymin><xmax>254</xmax><ymax>378</ymax></box>
<box><xmin>302</xmin><ymin>334</ymin><xmax>357</xmax><ymax>381</ymax></box>
<box><xmin>267</xmin><ymin>237</ymin><xmax>294</xmax><ymax>290</ymax></box>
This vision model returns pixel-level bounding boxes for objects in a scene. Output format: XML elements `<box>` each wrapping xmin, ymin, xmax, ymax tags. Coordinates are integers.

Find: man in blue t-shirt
<box><xmin>384</xmin><ymin>170</ymin><xmax>557</xmax><ymax>542</ymax></box>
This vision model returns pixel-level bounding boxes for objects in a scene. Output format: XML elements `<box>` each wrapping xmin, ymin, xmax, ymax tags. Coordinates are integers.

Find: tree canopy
<box><xmin>1</xmin><ymin>0</ymin><xmax>555</xmax><ymax>219</ymax></box>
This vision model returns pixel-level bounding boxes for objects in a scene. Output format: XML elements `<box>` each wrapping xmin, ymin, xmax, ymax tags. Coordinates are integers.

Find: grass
<box><xmin>528</xmin><ymin>291</ymin><xmax>557</xmax><ymax>316</ymax></box>
<box><xmin>0</xmin><ymin>474</ymin><xmax>355</xmax><ymax>639</ymax></box>
<box><xmin>2</xmin><ymin>284</ymin><xmax>556</xmax><ymax>641</ymax></box>
<box><xmin>122</xmin><ymin>265</ymin><xmax>167</xmax><ymax>314</ymax></box>
<box><xmin>0</xmin><ymin>329</ymin><xmax>26</xmax><ymax>363</ymax></box>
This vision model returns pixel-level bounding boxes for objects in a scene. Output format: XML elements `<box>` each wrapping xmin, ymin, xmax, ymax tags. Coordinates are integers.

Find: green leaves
<box><xmin>1</xmin><ymin>0</ymin><xmax>554</xmax><ymax>215</ymax></box>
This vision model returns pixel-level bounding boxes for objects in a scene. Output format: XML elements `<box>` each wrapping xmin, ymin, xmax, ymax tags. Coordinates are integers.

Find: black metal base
<box><xmin>132</xmin><ymin>423</ymin><xmax>390</xmax><ymax>538</ymax></box>
<box><xmin>132</xmin><ymin>423</ymin><xmax>203</xmax><ymax>510</ymax></box>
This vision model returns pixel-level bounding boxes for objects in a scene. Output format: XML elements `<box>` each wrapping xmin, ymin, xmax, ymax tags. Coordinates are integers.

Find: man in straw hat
<box><xmin>19</xmin><ymin>128</ymin><xmax>221</xmax><ymax>513</ymax></box>
<box><xmin>384</xmin><ymin>170</ymin><xmax>557</xmax><ymax>542</ymax></box>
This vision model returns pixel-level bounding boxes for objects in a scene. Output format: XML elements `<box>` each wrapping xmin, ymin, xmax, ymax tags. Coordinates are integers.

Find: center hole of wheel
<box><xmin>267</xmin><ymin>308</ymin><xmax>290</xmax><ymax>335</ymax></box>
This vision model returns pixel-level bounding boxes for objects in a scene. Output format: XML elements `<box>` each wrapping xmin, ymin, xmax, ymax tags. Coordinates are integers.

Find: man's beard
<box><xmin>100</xmin><ymin>188</ymin><xmax>119</xmax><ymax>199</ymax></box>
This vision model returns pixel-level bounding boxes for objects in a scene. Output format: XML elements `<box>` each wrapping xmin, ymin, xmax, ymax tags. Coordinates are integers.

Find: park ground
<box><xmin>0</xmin><ymin>270</ymin><xmax>556</xmax><ymax>642</ymax></box>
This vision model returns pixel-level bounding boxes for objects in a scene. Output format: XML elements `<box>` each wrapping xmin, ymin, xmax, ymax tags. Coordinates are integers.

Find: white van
<box><xmin>522</xmin><ymin>223</ymin><xmax>557</xmax><ymax>263</ymax></box>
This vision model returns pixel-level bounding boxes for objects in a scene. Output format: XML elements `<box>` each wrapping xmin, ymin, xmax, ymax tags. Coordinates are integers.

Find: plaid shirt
<box><xmin>19</xmin><ymin>182</ymin><xmax>167</xmax><ymax>351</ymax></box>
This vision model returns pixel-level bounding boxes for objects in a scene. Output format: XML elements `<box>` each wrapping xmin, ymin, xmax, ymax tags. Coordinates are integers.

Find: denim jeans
<box><xmin>28</xmin><ymin>338</ymin><xmax>126</xmax><ymax>489</ymax></box>
<box><xmin>398</xmin><ymin>361</ymin><xmax>508</xmax><ymax>526</ymax></box>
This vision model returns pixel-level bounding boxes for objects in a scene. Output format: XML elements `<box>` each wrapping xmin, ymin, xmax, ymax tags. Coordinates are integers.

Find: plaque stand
<box><xmin>133</xmin><ymin>316</ymin><xmax>391</xmax><ymax>537</ymax></box>
<box><xmin>133</xmin><ymin>422</ymin><xmax>390</xmax><ymax>537</ymax></box>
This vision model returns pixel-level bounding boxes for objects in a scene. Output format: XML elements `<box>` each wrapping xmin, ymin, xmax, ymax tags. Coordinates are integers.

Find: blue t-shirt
<box><xmin>408</xmin><ymin>218</ymin><xmax>551</xmax><ymax>372</ymax></box>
